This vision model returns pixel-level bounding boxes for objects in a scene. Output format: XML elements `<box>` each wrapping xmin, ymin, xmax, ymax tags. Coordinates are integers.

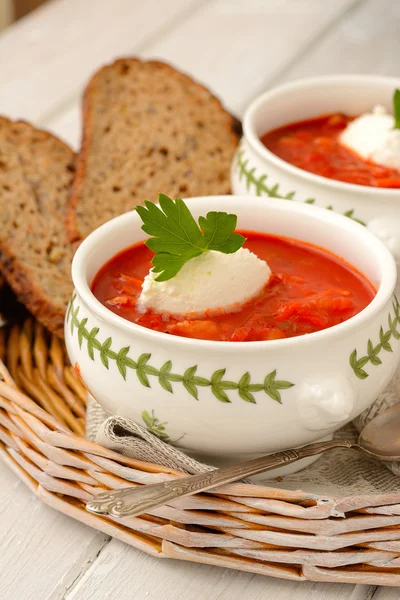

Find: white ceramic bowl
<box><xmin>65</xmin><ymin>196</ymin><xmax>399</xmax><ymax>463</ymax></box>
<box><xmin>231</xmin><ymin>75</ymin><xmax>400</xmax><ymax>259</ymax></box>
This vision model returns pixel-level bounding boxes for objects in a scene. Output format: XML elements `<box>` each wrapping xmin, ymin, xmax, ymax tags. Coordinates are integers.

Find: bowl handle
<box><xmin>297</xmin><ymin>376</ymin><xmax>357</xmax><ymax>431</ymax></box>
<box><xmin>367</xmin><ymin>218</ymin><xmax>400</xmax><ymax>262</ymax></box>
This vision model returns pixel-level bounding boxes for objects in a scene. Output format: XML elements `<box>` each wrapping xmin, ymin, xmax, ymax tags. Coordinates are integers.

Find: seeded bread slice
<box><xmin>67</xmin><ymin>58</ymin><xmax>241</xmax><ymax>242</ymax></box>
<box><xmin>0</xmin><ymin>118</ymin><xmax>75</xmax><ymax>337</ymax></box>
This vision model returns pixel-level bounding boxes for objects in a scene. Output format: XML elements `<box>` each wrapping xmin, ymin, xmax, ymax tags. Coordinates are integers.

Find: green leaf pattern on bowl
<box><xmin>141</xmin><ymin>409</ymin><xmax>171</xmax><ymax>441</ymax></box>
<box><xmin>235</xmin><ymin>146</ymin><xmax>366</xmax><ymax>226</ymax></box>
<box><xmin>350</xmin><ymin>296</ymin><xmax>400</xmax><ymax>379</ymax></box>
<box><xmin>141</xmin><ymin>410</ymin><xmax>185</xmax><ymax>444</ymax></box>
<box><xmin>67</xmin><ymin>294</ymin><xmax>295</xmax><ymax>404</ymax></box>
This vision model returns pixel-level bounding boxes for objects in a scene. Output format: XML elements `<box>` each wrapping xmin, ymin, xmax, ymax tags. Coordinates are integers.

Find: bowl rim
<box><xmin>70</xmin><ymin>195</ymin><xmax>397</xmax><ymax>353</ymax></box>
<box><xmin>243</xmin><ymin>73</ymin><xmax>400</xmax><ymax>197</ymax></box>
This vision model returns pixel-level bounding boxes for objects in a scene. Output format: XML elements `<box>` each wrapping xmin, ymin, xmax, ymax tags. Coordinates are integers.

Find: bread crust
<box><xmin>0</xmin><ymin>115</ymin><xmax>74</xmax><ymax>157</ymax></box>
<box><xmin>0</xmin><ymin>251</ymin><xmax>66</xmax><ymax>337</ymax></box>
<box><xmin>0</xmin><ymin>118</ymin><xmax>75</xmax><ymax>338</ymax></box>
<box><xmin>67</xmin><ymin>57</ymin><xmax>241</xmax><ymax>243</ymax></box>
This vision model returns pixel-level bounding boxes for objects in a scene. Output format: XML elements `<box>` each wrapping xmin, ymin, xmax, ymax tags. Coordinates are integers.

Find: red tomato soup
<box><xmin>261</xmin><ymin>114</ymin><xmax>400</xmax><ymax>188</ymax></box>
<box><xmin>91</xmin><ymin>232</ymin><xmax>375</xmax><ymax>342</ymax></box>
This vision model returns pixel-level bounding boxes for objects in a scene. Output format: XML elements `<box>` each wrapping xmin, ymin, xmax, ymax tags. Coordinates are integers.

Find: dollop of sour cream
<box><xmin>138</xmin><ymin>248</ymin><xmax>271</xmax><ymax>317</ymax></box>
<box><xmin>339</xmin><ymin>105</ymin><xmax>400</xmax><ymax>171</ymax></box>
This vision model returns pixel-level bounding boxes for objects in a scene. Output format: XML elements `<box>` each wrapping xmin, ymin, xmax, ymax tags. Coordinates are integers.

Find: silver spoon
<box><xmin>86</xmin><ymin>403</ymin><xmax>400</xmax><ymax>519</ymax></box>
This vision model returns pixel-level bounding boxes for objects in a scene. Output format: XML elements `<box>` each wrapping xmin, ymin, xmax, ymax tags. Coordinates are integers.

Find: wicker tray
<box><xmin>1</xmin><ymin>319</ymin><xmax>400</xmax><ymax>587</ymax></box>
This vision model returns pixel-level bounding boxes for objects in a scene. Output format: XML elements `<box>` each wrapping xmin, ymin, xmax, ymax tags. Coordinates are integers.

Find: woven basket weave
<box><xmin>2</xmin><ymin>319</ymin><xmax>400</xmax><ymax>586</ymax></box>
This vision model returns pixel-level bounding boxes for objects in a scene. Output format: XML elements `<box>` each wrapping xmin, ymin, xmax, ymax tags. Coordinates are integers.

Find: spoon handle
<box><xmin>86</xmin><ymin>439</ymin><xmax>352</xmax><ymax>518</ymax></box>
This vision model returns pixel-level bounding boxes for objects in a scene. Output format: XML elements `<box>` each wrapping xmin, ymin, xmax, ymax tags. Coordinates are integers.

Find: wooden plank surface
<box><xmin>140</xmin><ymin>0</ymin><xmax>362</xmax><ymax>115</ymax></box>
<box><xmin>44</xmin><ymin>0</ymin><xmax>361</xmax><ymax>148</ymax></box>
<box><xmin>276</xmin><ymin>0</ymin><xmax>400</xmax><ymax>84</ymax></box>
<box><xmin>65</xmin><ymin>538</ymin><xmax>360</xmax><ymax>600</ymax></box>
<box><xmin>0</xmin><ymin>460</ymin><xmax>109</xmax><ymax>600</ymax></box>
<box><xmin>0</xmin><ymin>0</ymin><xmax>396</xmax><ymax>598</ymax></box>
<box><xmin>0</xmin><ymin>0</ymin><xmax>203</xmax><ymax>122</ymax></box>
<box><xmin>373</xmin><ymin>585</ymin><xmax>400</xmax><ymax>600</ymax></box>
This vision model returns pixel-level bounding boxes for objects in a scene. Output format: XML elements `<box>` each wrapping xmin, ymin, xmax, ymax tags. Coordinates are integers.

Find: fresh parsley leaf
<box><xmin>394</xmin><ymin>89</ymin><xmax>400</xmax><ymax>129</ymax></box>
<box><xmin>151</xmin><ymin>251</ymin><xmax>202</xmax><ymax>282</ymax></box>
<box><xmin>136</xmin><ymin>195</ymin><xmax>206</xmax><ymax>255</ymax></box>
<box><xmin>199</xmin><ymin>211</ymin><xmax>245</xmax><ymax>254</ymax></box>
<box><xmin>136</xmin><ymin>194</ymin><xmax>246</xmax><ymax>281</ymax></box>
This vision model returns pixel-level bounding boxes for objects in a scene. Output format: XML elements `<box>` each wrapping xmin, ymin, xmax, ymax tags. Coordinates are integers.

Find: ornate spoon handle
<box><xmin>86</xmin><ymin>439</ymin><xmax>353</xmax><ymax>518</ymax></box>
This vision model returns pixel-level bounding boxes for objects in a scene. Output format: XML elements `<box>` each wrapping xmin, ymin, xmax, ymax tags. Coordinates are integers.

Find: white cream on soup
<box><xmin>138</xmin><ymin>248</ymin><xmax>271</xmax><ymax>317</ymax></box>
<box><xmin>340</xmin><ymin>105</ymin><xmax>400</xmax><ymax>171</ymax></box>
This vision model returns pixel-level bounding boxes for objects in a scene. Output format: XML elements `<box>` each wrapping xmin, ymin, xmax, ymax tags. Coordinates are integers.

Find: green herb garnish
<box><xmin>136</xmin><ymin>194</ymin><xmax>246</xmax><ymax>281</ymax></box>
<box><xmin>394</xmin><ymin>89</ymin><xmax>400</xmax><ymax>129</ymax></box>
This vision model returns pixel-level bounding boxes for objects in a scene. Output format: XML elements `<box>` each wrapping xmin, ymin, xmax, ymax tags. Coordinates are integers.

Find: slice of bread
<box><xmin>0</xmin><ymin>118</ymin><xmax>75</xmax><ymax>337</ymax></box>
<box><xmin>67</xmin><ymin>58</ymin><xmax>241</xmax><ymax>242</ymax></box>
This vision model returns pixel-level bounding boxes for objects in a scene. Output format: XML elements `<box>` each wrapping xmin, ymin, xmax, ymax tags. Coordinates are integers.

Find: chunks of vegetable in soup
<box><xmin>91</xmin><ymin>231</ymin><xmax>375</xmax><ymax>342</ymax></box>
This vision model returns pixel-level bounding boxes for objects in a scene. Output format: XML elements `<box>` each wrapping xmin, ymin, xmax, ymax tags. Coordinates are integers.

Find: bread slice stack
<box><xmin>0</xmin><ymin>119</ymin><xmax>75</xmax><ymax>337</ymax></box>
<box><xmin>67</xmin><ymin>58</ymin><xmax>240</xmax><ymax>242</ymax></box>
<box><xmin>0</xmin><ymin>58</ymin><xmax>240</xmax><ymax>336</ymax></box>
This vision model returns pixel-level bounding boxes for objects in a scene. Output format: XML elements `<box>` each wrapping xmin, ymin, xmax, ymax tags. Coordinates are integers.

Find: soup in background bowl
<box><xmin>261</xmin><ymin>113</ymin><xmax>400</xmax><ymax>189</ymax></box>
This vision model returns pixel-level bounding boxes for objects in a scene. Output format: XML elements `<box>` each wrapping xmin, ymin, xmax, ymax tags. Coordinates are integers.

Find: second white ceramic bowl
<box><xmin>231</xmin><ymin>75</ymin><xmax>400</xmax><ymax>259</ymax></box>
<box><xmin>65</xmin><ymin>196</ymin><xmax>399</xmax><ymax>462</ymax></box>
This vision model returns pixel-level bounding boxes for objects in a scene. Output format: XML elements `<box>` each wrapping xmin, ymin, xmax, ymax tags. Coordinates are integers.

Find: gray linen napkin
<box><xmin>85</xmin><ymin>397</ymin><xmax>213</xmax><ymax>474</ymax></box>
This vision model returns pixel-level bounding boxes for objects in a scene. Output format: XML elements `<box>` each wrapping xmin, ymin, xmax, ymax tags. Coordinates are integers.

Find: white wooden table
<box><xmin>0</xmin><ymin>0</ymin><xmax>399</xmax><ymax>597</ymax></box>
